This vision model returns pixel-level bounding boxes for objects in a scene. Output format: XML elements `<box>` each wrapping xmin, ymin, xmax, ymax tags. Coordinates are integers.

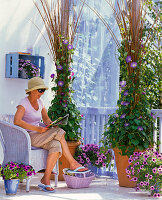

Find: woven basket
<box><xmin>63</xmin><ymin>172</ymin><xmax>95</xmax><ymax>189</ymax></box>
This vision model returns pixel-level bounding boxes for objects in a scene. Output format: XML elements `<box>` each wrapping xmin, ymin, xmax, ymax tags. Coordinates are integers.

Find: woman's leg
<box><xmin>41</xmin><ymin>152</ymin><xmax>59</xmax><ymax>191</ymax></box>
<box><xmin>60</xmin><ymin>136</ymin><xmax>88</xmax><ymax>171</ymax></box>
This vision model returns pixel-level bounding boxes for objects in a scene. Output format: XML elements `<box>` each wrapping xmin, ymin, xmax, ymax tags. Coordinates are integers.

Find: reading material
<box><xmin>46</xmin><ymin>114</ymin><xmax>69</xmax><ymax>128</ymax></box>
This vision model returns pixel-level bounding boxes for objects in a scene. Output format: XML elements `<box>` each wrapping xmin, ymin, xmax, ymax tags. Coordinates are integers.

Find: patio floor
<box><xmin>0</xmin><ymin>173</ymin><xmax>158</xmax><ymax>200</ymax></box>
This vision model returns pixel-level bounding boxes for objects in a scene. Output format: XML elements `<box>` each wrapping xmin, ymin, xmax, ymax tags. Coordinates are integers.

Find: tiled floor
<box><xmin>0</xmin><ymin>173</ymin><xmax>159</xmax><ymax>200</ymax></box>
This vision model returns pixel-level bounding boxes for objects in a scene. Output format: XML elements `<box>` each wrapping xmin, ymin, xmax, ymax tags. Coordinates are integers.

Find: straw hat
<box><xmin>25</xmin><ymin>77</ymin><xmax>48</xmax><ymax>94</ymax></box>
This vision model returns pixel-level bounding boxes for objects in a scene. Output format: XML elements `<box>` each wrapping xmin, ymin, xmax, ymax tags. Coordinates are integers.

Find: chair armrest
<box><xmin>0</xmin><ymin>120</ymin><xmax>31</xmax><ymax>166</ymax></box>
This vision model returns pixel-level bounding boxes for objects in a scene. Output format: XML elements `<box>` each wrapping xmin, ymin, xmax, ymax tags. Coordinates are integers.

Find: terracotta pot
<box><xmin>113</xmin><ymin>147</ymin><xmax>136</xmax><ymax>188</ymax></box>
<box><xmin>58</xmin><ymin>141</ymin><xmax>81</xmax><ymax>181</ymax></box>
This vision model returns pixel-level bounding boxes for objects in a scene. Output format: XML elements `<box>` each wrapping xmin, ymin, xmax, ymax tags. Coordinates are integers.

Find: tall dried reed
<box><xmin>33</xmin><ymin>0</ymin><xmax>85</xmax><ymax>64</ymax></box>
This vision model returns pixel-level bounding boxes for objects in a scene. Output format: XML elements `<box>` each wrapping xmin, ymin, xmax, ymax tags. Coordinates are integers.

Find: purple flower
<box><xmin>151</xmin><ymin>112</ymin><xmax>156</xmax><ymax>119</ymax></box>
<box><xmin>128</xmin><ymin>159</ymin><xmax>133</xmax><ymax>163</ymax></box>
<box><xmin>140</xmin><ymin>165</ymin><xmax>144</xmax><ymax>169</ymax></box>
<box><xmin>154</xmin><ymin>152</ymin><xmax>159</xmax><ymax>156</ymax></box>
<box><xmin>124</xmin><ymin>123</ymin><xmax>130</xmax><ymax>127</ymax></box>
<box><xmin>57</xmin><ymin>65</ymin><xmax>63</xmax><ymax>70</ymax></box>
<box><xmin>50</xmin><ymin>74</ymin><xmax>55</xmax><ymax>78</ymax></box>
<box><xmin>68</xmin><ymin>67</ymin><xmax>73</xmax><ymax>72</ymax></box>
<box><xmin>152</xmin><ymin>168</ymin><xmax>156</xmax><ymax>173</ymax></box>
<box><xmin>143</xmin><ymin>161</ymin><xmax>147</xmax><ymax>165</ymax></box>
<box><xmin>63</xmin><ymin>39</ymin><xmax>68</xmax><ymax>44</ymax></box>
<box><xmin>126</xmin><ymin>169</ymin><xmax>131</xmax><ymax>174</ymax></box>
<box><xmin>150</xmin><ymin>186</ymin><xmax>154</xmax><ymax>190</ymax></box>
<box><xmin>158</xmin><ymin>167</ymin><xmax>162</xmax><ymax>172</ymax></box>
<box><xmin>127</xmin><ymin>175</ymin><xmax>130</xmax><ymax>178</ymax></box>
<box><xmin>136</xmin><ymin>187</ymin><xmax>140</xmax><ymax>191</ymax></box>
<box><xmin>126</xmin><ymin>56</ymin><xmax>131</xmax><ymax>63</ymax></box>
<box><xmin>144</xmin><ymin>155</ymin><xmax>149</xmax><ymax>159</ymax></box>
<box><xmin>67</xmin><ymin>44</ymin><xmax>73</xmax><ymax>50</ymax></box>
<box><xmin>120</xmin><ymin>81</ymin><xmax>126</xmax><ymax>87</ymax></box>
<box><xmin>130</xmin><ymin>62</ymin><xmax>137</xmax><ymax>68</ymax></box>
<box><xmin>123</xmin><ymin>102</ymin><xmax>130</xmax><ymax>106</ymax></box>
<box><xmin>142</xmin><ymin>92</ymin><xmax>146</xmax><ymax>95</ymax></box>
<box><xmin>95</xmin><ymin>160</ymin><xmax>99</xmax><ymax>165</ymax></box>
<box><xmin>16</xmin><ymin>173</ymin><xmax>19</xmax><ymax>177</ymax></box>
<box><xmin>157</xmin><ymin>193</ymin><xmax>161</xmax><ymax>198</ymax></box>
<box><xmin>58</xmin><ymin>81</ymin><xmax>64</xmax><ymax>87</ymax></box>
<box><xmin>102</xmin><ymin>163</ymin><xmax>106</xmax><ymax>167</ymax></box>
<box><xmin>137</xmin><ymin>126</ymin><xmax>143</xmax><ymax>131</ymax></box>
<box><xmin>153</xmin><ymin>193</ymin><xmax>157</xmax><ymax>198</ymax></box>
<box><xmin>115</xmin><ymin>114</ymin><xmax>119</xmax><ymax>118</ymax></box>
<box><xmin>152</xmin><ymin>158</ymin><xmax>156</xmax><ymax>162</ymax></box>
<box><xmin>145</xmin><ymin>173</ymin><xmax>149</xmax><ymax>177</ymax></box>
<box><xmin>27</xmin><ymin>172</ymin><xmax>32</xmax><ymax>176</ymax></box>
<box><xmin>133</xmin><ymin>177</ymin><xmax>138</xmax><ymax>182</ymax></box>
<box><xmin>123</xmin><ymin>90</ymin><xmax>128</xmax><ymax>96</ymax></box>
<box><xmin>120</xmin><ymin>114</ymin><xmax>126</xmax><ymax>119</ymax></box>
<box><xmin>140</xmin><ymin>181</ymin><xmax>144</xmax><ymax>186</ymax></box>
<box><xmin>149</xmin><ymin>175</ymin><xmax>153</xmax><ymax>179</ymax></box>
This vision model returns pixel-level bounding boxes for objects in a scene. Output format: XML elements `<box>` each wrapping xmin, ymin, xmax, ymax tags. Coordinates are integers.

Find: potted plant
<box><xmin>74</xmin><ymin>143</ymin><xmax>112</xmax><ymax>176</ymax></box>
<box><xmin>34</xmin><ymin>0</ymin><xmax>85</xmax><ymax>180</ymax></box>
<box><xmin>1</xmin><ymin>162</ymin><xmax>36</xmax><ymax>195</ymax></box>
<box><xmin>82</xmin><ymin>0</ymin><xmax>161</xmax><ymax>187</ymax></box>
<box><xmin>18</xmin><ymin>59</ymin><xmax>39</xmax><ymax>79</ymax></box>
<box><xmin>126</xmin><ymin>148</ymin><xmax>162</xmax><ymax>198</ymax></box>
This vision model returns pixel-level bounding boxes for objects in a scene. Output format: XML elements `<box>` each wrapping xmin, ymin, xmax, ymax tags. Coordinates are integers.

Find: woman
<box><xmin>14</xmin><ymin>77</ymin><xmax>88</xmax><ymax>192</ymax></box>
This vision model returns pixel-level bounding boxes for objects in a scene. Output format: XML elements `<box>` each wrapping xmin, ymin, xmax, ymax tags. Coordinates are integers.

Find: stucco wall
<box><xmin>0</xmin><ymin>0</ymin><xmax>54</xmax><ymax>115</ymax></box>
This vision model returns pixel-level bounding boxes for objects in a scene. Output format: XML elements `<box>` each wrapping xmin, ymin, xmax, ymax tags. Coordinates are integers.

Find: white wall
<box><xmin>0</xmin><ymin>0</ymin><xmax>55</xmax><ymax>115</ymax></box>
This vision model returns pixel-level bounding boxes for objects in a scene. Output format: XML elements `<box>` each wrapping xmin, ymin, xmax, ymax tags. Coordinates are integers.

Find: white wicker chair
<box><xmin>0</xmin><ymin>114</ymin><xmax>59</xmax><ymax>192</ymax></box>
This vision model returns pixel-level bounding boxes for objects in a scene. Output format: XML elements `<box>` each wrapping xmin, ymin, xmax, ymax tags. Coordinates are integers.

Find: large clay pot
<box><xmin>113</xmin><ymin>147</ymin><xmax>136</xmax><ymax>188</ymax></box>
<box><xmin>58</xmin><ymin>141</ymin><xmax>81</xmax><ymax>181</ymax></box>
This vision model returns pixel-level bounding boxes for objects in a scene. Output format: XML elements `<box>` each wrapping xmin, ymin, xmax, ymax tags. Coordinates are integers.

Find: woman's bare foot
<box><xmin>40</xmin><ymin>176</ymin><xmax>54</xmax><ymax>191</ymax></box>
<box><xmin>70</xmin><ymin>160</ymin><xmax>88</xmax><ymax>172</ymax></box>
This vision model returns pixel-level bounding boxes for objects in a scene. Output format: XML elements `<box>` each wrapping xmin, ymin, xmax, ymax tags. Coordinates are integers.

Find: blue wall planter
<box><xmin>5</xmin><ymin>53</ymin><xmax>45</xmax><ymax>79</ymax></box>
<box><xmin>4</xmin><ymin>179</ymin><xmax>19</xmax><ymax>195</ymax></box>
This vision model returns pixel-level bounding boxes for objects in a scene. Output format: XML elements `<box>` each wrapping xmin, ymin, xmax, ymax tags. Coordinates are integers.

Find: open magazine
<box><xmin>46</xmin><ymin>114</ymin><xmax>69</xmax><ymax>128</ymax></box>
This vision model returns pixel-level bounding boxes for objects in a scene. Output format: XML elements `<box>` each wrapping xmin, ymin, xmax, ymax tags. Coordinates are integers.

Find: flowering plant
<box><xmin>48</xmin><ymin>36</ymin><xmax>82</xmax><ymax>141</ymax></box>
<box><xmin>1</xmin><ymin>162</ymin><xmax>36</xmax><ymax>181</ymax></box>
<box><xmin>74</xmin><ymin>144</ymin><xmax>112</xmax><ymax>168</ymax></box>
<box><xmin>126</xmin><ymin>148</ymin><xmax>162</xmax><ymax>198</ymax></box>
<box><xmin>103</xmin><ymin>77</ymin><xmax>155</xmax><ymax>156</ymax></box>
<box><xmin>18</xmin><ymin>59</ymin><xmax>39</xmax><ymax>78</ymax></box>
<box><xmin>101</xmin><ymin>0</ymin><xmax>161</xmax><ymax>156</ymax></box>
<box><xmin>34</xmin><ymin>0</ymin><xmax>85</xmax><ymax>141</ymax></box>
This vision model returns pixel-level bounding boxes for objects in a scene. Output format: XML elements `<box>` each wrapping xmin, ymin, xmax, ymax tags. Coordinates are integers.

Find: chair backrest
<box><xmin>0</xmin><ymin>114</ymin><xmax>14</xmax><ymax>124</ymax></box>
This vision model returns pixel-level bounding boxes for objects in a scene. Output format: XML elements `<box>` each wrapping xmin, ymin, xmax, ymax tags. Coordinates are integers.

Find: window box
<box><xmin>5</xmin><ymin>53</ymin><xmax>45</xmax><ymax>79</ymax></box>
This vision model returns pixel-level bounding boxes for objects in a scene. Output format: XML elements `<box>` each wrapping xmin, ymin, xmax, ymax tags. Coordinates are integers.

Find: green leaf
<box><xmin>131</xmin><ymin>139</ymin><xmax>139</xmax><ymax>145</ymax></box>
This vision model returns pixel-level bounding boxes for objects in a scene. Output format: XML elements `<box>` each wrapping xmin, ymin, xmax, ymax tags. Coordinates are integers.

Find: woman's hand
<box><xmin>36</xmin><ymin>126</ymin><xmax>49</xmax><ymax>133</ymax></box>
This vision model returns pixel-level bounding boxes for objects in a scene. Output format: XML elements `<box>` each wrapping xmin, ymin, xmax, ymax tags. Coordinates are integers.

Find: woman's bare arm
<box><xmin>41</xmin><ymin>107</ymin><xmax>52</xmax><ymax>126</ymax></box>
<box><xmin>14</xmin><ymin>105</ymin><xmax>48</xmax><ymax>133</ymax></box>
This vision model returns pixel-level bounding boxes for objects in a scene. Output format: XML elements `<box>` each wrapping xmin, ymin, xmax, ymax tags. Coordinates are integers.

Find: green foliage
<box><xmin>48</xmin><ymin>35</ymin><xmax>82</xmax><ymax>141</ymax></box>
<box><xmin>1</xmin><ymin>162</ymin><xmax>36</xmax><ymax>181</ymax></box>
<box><xmin>102</xmin><ymin>79</ymin><xmax>155</xmax><ymax>156</ymax></box>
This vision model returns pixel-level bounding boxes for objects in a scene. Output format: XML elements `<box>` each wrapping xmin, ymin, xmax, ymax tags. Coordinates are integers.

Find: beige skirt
<box><xmin>29</xmin><ymin>127</ymin><xmax>65</xmax><ymax>157</ymax></box>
